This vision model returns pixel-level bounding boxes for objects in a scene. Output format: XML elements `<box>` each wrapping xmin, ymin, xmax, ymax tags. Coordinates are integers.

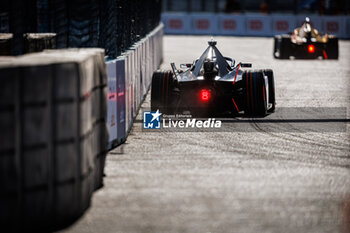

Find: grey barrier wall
<box><xmin>161</xmin><ymin>13</ymin><xmax>350</xmax><ymax>39</ymax></box>
<box><xmin>107</xmin><ymin>23</ymin><xmax>164</xmax><ymax>149</ymax></box>
<box><xmin>0</xmin><ymin>48</ymin><xmax>108</xmax><ymax>231</ymax></box>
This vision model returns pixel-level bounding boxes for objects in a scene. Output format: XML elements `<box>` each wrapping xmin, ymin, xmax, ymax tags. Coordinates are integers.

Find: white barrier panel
<box><xmin>130</xmin><ymin>48</ymin><xmax>136</xmax><ymax>120</ymax></box>
<box><xmin>157</xmin><ymin>30</ymin><xmax>161</xmax><ymax>65</ymax></box>
<box><xmin>162</xmin><ymin>13</ymin><xmax>190</xmax><ymax>34</ymax></box>
<box><xmin>129</xmin><ymin>50</ymin><xmax>135</xmax><ymax>121</ymax></box>
<box><xmin>322</xmin><ymin>16</ymin><xmax>346</xmax><ymax>38</ymax></box>
<box><xmin>146</xmin><ymin>38</ymin><xmax>151</xmax><ymax>91</ymax></box>
<box><xmin>154</xmin><ymin>32</ymin><xmax>159</xmax><ymax>68</ymax></box>
<box><xmin>140</xmin><ymin>39</ymin><xmax>145</xmax><ymax>98</ymax></box>
<box><xmin>129</xmin><ymin>46</ymin><xmax>136</xmax><ymax>118</ymax></box>
<box><xmin>160</xmin><ymin>26</ymin><xmax>164</xmax><ymax>64</ymax></box>
<box><xmin>134</xmin><ymin>45</ymin><xmax>140</xmax><ymax>117</ymax></box>
<box><xmin>272</xmin><ymin>15</ymin><xmax>297</xmax><ymax>35</ymax></box>
<box><xmin>218</xmin><ymin>14</ymin><xmax>246</xmax><ymax>35</ymax></box>
<box><xmin>191</xmin><ymin>13</ymin><xmax>218</xmax><ymax>35</ymax></box>
<box><xmin>116</xmin><ymin>57</ymin><xmax>126</xmax><ymax>142</ymax></box>
<box><xmin>146</xmin><ymin>37</ymin><xmax>151</xmax><ymax>89</ymax></box>
<box><xmin>151</xmin><ymin>34</ymin><xmax>155</xmax><ymax>72</ymax></box>
<box><xmin>106</xmin><ymin>60</ymin><xmax>117</xmax><ymax>144</ymax></box>
<box><xmin>124</xmin><ymin>52</ymin><xmax>131</xmax><ymax>133</ymax></box>
<box><xmin>142</xmin><ymin>39</ymin><xmax>146</xmax><ymax>97</ymax></box>
<box><xmin>141</xmin><ymin>39</ymin><xmax>147</xmax><ymax>98</ymax></box>
<box><xmin>153</xmin><ymin>33</ymin><xmax>157</xmax><ymax>71</ymax></box>
<box><xmin>149</xmin><ymin>35</ymin><xmax>154</xmax><ymax>79</ymax></box>
<box><xmin>162</xmin><ymin>13</ymin><xmax>349</xmax><ymax>38</ymax></box>
<box><xmin>155</xmin><ymin>28</ymin><xmax>162</xmax><ymax>66</ymax></box>
<box><xmin>135</xmin><ymin>43</ymin><xmax>143</xmax><ymax>112</ymax></box>
<box><xmin>246</xmin><ymin>15</ymin><xmax>272</xmax><ymax>36</ymax></box>
<box><xmin>139</xmin><ymin>41</ymin><xmax>144</xmax><ymax>103</ymax></box>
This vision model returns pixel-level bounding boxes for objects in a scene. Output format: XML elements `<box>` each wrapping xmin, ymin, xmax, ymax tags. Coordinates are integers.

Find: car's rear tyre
<box><xmin>274</xmin><ymin>35</ymin><xmax>291</xmax><ymax>59</ymax></box>
<box><xmin>243</xmin><ymin>70</ymin><xmax>267</xmax><ymax>117</ymax></box>
<box><xmin>151</xmin><ymin>70</ymin><xmax>175</xmax><ymax>113</ymax></box>
<box><xmin>325</xmin><ymin>37</ymin><xmax>338</xmax><ymax>59</ymax></box>
<box><xmin>262</xmin><ymin>69</ymin><xmax>276</xmax><ymax>112</ymax></box>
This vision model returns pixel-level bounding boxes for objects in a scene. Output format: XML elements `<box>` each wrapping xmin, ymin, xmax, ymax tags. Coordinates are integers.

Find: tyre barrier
<box><xmin>68</xmin><ymin>0</ymin><xmax>99</xmax><ymax>48</ymax></box>
<box><xmin>0</xmin><ymin>48</ymin><xmax>108</xmax><ymax>232</ymax></box>
<box><xmin>24</xmin><ymin>33</ymin><xmax>56</xmax><ymax>53</ymax></box>
<box><xmin>106</xmin><ymin>23</ymin><xmax>163</xmax><ymax>149</ymax></box>
<box><xmin>162</xmin><ymin>13</ymin><xmax>350</xmax><ymax>39</ymax></box>
<box><xmin>0</xmin><ymin>33</ymin><xmax>12</xmax><ymax>56</ymax></box>
<box><xmin>0</xmin><ymin>33</ymin><xmax>57</xmax><ymax>55</ymax></box>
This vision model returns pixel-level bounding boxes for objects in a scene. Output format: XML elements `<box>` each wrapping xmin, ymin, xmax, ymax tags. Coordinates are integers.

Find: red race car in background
<box><xmin>274</xmin><ymin>17</ymin><xmax>338</xmax><ymax>59</ymax></box>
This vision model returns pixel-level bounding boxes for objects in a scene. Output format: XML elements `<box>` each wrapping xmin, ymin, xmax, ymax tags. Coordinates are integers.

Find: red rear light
<box><xmin>200</xmin><ymin>89</ymin><xmax>211</xmax><ymax>102</ymax></box>
<box><xmin>308</xmin><ymin>44</ymin><xmax>315</xmax><ymax>53</ymax></box>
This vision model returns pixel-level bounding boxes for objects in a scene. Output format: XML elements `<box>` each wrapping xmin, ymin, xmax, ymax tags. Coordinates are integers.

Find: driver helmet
<box><xmin>203</xmin><ymin>58</ymin><xmax>216</xmax><ymax>74</ymax></box>
<box><xmin>303</xmin><ymin>17</ymin><xmax>312</xmax><ymax>33</ymax></box>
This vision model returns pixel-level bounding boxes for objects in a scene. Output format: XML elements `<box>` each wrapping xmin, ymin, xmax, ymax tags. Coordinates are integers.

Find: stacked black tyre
<box><xmin>0</xmin><ymin>33</ymin><xmax>13</xmax><ymax>56</ymax></box>
<box><xmin>53</xmin><ymin>0</ymin><xmax>69</xmax><ymax>49</ymax></box>
<box><xmin>243</xmin><ymin>70</ymin><xmax>275</xmax><ymax>117</ymax></box>
<box><xmin>24</xmin><ymin>33</ymin><xmax>57</xmax><ymax>53</ymax></box>
<box><xmin>0</xmin><ymin>48</ymin><xmax>108</xmax><ymax>232</ymax></box>
<box><xmin>68</xmin><ymin>0</ymin><xmax>100</xmax><ymax>48</ymax></box>
<box><xmin>99</xmin><ymin>0</ymin><xmax>121</xmax><ymax>58</ymax></box>
<box><xmin>1</xmin><ymin>33</ymin><xmax>57</xmax><ymax>55</ymax></box>
<box><xmin>151</xmin><ymin>70</ymin><xmax>175</xmax><ymax>113</ymax></box>
<box><xmin>53</xmin><ymin>0</ymin><xmax>99</xmax><ymax>49</ymax></box>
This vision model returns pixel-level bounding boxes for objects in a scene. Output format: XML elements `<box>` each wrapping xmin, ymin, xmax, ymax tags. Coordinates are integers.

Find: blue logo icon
<box><xmin>143</xmin><ymin>110</ymin><xmax>161</xmax><ymax>129</ymax></box>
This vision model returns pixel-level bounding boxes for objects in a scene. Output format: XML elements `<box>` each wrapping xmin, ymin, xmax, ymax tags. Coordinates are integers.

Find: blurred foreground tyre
<box><xmin>243</xmin><ymin>70</ymin><xmax>268</xmax><ymax>117</ymax></box>
<box><xmin>325</xmin><ymin>37</ymin><xmax>339</xmax><ymax>59</ymax></box>
<box><xmin>151</xmin><ymin>70</ymin><xmax>175</xmax><ymax>113</ymax></box>
<box><xmin>0</xmin><ymin>48</ymin><xmax>108</xmax><ymax>232</ymax></box>
<box><xmin>274</xmin><ymin>35</ymin><xmax>291</xmax><ymax>59</ymax></box>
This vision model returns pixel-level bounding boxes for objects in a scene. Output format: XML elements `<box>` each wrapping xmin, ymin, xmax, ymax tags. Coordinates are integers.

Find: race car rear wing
<box><xmin>192</xmin><ymin>40</ymin><xmax>232</xmax><ymax>78</ymax></box>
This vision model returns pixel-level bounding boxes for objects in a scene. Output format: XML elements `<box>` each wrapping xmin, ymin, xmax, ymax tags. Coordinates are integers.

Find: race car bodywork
<box><xmin>151</xmin><ymin>40</ymin><xmax>276</xmax><ymax>117</ymax></box>
<box><xmin>274</xmin><ymin>18</ymin><xmax>338</xmax><ymax>59</ymax></box>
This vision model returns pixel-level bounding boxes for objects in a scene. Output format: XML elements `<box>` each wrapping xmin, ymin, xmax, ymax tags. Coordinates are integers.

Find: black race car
<box><xmin>151</xmin><ymin>39</ymin><xmax>276</xmax><ymax>117</ymax></box>
<box><xmin>274</xmin><ymin>17</ymin><xmax>338</xmax><ymax>59</ymax></box>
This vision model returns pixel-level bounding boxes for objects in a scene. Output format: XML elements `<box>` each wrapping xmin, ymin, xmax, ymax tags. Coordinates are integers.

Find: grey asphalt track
<box><xmin>59</xmin><ymin>36</ymin><xmax>350</xmax><ymax>233</ymax></box>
